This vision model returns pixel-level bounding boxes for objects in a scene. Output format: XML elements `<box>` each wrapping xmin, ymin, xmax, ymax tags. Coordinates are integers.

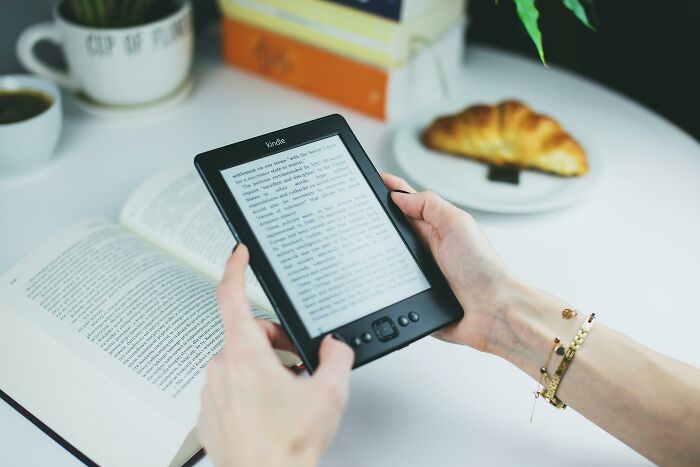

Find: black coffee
<box><xmin>0</xmin><ymin>89</ymin><xmax>53</xmax><ymax>124</ymax></box>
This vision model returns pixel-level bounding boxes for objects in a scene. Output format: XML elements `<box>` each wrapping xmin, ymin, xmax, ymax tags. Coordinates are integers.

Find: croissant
<box><xmin>422</xmin><ymin>100</ymin><xmax>588</xmax><ymax>176</ymax></box>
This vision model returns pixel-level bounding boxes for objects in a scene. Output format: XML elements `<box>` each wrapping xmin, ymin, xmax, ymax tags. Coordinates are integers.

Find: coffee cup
<box><xmin>0</xmin><ymin>75</ymin><xmax>62</xmax><ymax>177</ymax></box>
<box><xmin>16</xmin><ymin>0</ymin><xmax>193</xmax><ymax>107</ymax></box>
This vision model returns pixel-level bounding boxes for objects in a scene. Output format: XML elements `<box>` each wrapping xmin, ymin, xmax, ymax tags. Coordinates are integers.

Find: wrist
<box><xmin>487</xmin><ymin>282</ymin><xmax>581</xmax><ymax>380</ymax></box>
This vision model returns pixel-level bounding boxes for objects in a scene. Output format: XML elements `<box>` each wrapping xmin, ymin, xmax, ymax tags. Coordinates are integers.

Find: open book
<box><xmin>0</xmin><ymin>164</ymin><xmax>298</xmax><ymax>467</ymax></box>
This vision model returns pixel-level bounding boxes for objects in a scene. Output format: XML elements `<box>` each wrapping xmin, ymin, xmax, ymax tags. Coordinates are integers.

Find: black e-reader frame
<box><xmin>195</xmin><ymin>114</ymin><xmax>463</xmax><ymax>371</ymax></box>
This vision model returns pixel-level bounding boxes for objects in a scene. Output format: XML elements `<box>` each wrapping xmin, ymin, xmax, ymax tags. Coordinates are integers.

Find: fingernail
<box><xmin>331</xmin><ymin>332</ymin><xmax>345</xmax><ymax>343</ymax></box>
<box><xmin>232</xmin><ymin>243</ymin><xmax>239</xmax><ymax>254</ymax></box>
<box><xmin>391</xmin><ymin>189</ymin><xmax>412</xmax><ymax>194</ymax></box>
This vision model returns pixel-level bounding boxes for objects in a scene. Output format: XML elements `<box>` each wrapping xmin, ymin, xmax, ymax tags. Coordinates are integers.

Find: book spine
<box><xmin>323</xmin><ymin>0</ymin><xmax>403</xmax><ymax>21</ymax></box>
<box><xmin>219</xmin><ymin>0</ymin><xmax>405</xmax><ymax>68</ymax></box>
<box><xmin>221</xmin><ymin>17</ymin><xmax>390</xmax><ymax>120</ymax></box>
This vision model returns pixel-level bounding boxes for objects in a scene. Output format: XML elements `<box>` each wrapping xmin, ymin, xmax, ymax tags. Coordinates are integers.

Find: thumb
<box><xmin>312</xmin><ymin>335</ymin><xmax>354</xmax><ymax>397</ymax></box>
<box><xmin>391</xmin><ymin>190</ymin><xmax>454</xmax><ymax>230</ymax></box>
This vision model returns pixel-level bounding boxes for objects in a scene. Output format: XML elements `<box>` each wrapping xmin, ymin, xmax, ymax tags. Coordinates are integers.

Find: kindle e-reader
<box><xmin>195</xmin><ymin>114</ymin><xmax>463</xmax><ymax>371</ymax></box>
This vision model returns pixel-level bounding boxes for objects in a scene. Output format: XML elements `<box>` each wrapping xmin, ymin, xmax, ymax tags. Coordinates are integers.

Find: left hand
<box><xmin>197</xmin><ymin>244</ymin><xmax>355</xmax><ymax>467</ymax></box>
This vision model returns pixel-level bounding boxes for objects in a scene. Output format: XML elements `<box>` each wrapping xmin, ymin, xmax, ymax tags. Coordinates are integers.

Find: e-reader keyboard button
<box><xmin>351</xmin><ymin>336</ymin><xmax>362</xmax><ymax>348</ymax></box>
<box><xmin>408</xmin><ymin>311</ymin><xmax>419</xmax><ymax>322</ymax></box>
<box><xmin>361</xmin><ymin>332</ymin><xmax>373</xmax><ymax>343</ymax></box>
<box><xmin>372</xmin><ymin>317</ymin><xmax>398</xmax><ymax>341</ymax></box>
<box><xmin>397</xmin><ymin>316</ymin><xmax>409</xmax><ymax>327</ymax></box>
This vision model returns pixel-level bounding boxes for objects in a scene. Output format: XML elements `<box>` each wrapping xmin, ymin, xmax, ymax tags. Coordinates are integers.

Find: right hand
<box><xmin>381</xmin><ymin>173</ymin><xmax>523</xmax><ymax>353</ymax></box>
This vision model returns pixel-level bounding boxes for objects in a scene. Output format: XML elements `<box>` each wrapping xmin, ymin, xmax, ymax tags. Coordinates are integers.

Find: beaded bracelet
<box><xmin>539</xmin><ymin>313</ymin><xmax>596</xmax><ymax>409</ymax></box>
<box><xmin>530</xmin><ymin>309</ymin><xmax>580</xmax><ymax>420</ymax></box>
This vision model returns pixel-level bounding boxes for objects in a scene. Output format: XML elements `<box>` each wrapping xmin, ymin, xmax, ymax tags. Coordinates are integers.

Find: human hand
<box><xmin>197</xmin><ymin>244</ymin><xmax>354</xmax><ymax>467</ymax></box>
<box><xmin>381</xmin><ymin>173</ymin><xmax>526</xmax><ymax>353</ymax></box>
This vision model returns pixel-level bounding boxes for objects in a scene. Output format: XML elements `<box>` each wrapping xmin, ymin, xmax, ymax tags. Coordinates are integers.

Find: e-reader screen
<box><xmin>220</xmin><ymin>135</ymin><xmax>431</xmax><ymax>337</ymax></box>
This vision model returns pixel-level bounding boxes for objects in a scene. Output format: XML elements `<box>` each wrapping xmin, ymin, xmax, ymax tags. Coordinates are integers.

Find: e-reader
<box><xmin>195</xmin><ymin>114</ymin><xmax>463</xmax><ymax>371</ymax></box>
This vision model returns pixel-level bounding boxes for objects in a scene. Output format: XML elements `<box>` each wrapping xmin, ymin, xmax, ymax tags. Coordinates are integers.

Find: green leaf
<box><xmin>563</xmin><ymin>0</ymin><xmax>596</xmax><ymax>31</ymax></box>
<box><xmin>513</xmin><ymin>0</ymin><xmax>545</xmax><ymax>64</ymax></box>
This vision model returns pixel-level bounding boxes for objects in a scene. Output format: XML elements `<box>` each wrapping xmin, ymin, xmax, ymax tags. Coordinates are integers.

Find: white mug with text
<box><xmin>16</xmin><ymin>0</ymin><xmax>193</xmax><ymax>106</ymax></box>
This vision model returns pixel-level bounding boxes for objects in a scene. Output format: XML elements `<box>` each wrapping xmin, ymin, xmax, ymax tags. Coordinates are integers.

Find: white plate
<box><xmin>393</xmin><ymin>104</ymin><xmax>603</xmax><ymax>214</ymax></box>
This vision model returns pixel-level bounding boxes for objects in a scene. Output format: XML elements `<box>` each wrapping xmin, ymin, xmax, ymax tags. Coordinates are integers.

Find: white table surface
<box><xmin>2</xmin><ymin>29</ymin><xmax>699</xmax><ymax>467</ymax></box>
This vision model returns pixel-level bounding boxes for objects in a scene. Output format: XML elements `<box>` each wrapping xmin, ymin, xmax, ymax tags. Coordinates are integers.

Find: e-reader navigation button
<box><xmin>351</xmin><ymin>336</ymin><xmax>362</xmax><ymax>348</ymax></box>
<box><xmin>361</xmin><ymin>332</ymin><xmax>373</xmax><ymax>343</ymax></box>
<box><xmin>397</xmin><ymin>316</ymin><xmax>409</xmax><ymax>327</ymax></box>
<box><xmin>408</xmin><ymin>311</ymin><xmax>419</xmax><ymax>322</ymax></box>
<box><xmin>372</xmin><ymin>317</ymin><xmax>398</xmax><ymax>341</ymax></box>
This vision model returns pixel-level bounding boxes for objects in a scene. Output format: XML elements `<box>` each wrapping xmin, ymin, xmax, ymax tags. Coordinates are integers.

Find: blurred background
<box><xmin>1</xmin><ymin>0</ymin><xmax>698</xmax><ymax>140</ymax></box>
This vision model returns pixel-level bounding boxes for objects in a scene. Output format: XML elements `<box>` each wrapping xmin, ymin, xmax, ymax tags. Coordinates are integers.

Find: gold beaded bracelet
<box><xmin>538</xmin><ymin>313</ymin><xmax>596</xmax><ymax>409</ymax></box>
<box><xmin>530</xmin><ymin>309</ymin><xmax>580</xmax><ymax>420</ymax></box>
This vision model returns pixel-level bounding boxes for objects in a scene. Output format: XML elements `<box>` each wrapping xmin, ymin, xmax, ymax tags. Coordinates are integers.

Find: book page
<box><xmin>119</xmin><ymin>164</ymin><xmax>274</xmax><ymax>313</ymax></box>
<box><xmin>0</xmin><ymin>302</ymin><xmax>188</xmax><ymax>467</ymax></box>
<box><xmin>0</xmin><ymin>219</ymin><xmax>271</xmax><ymax>434</ymax></box>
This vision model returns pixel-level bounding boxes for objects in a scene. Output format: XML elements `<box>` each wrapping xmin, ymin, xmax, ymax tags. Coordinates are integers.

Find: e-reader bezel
<box><xmin>195</xmin><ymin>114</ymin><xmax>463</xmax><ymax>371</ymax></box>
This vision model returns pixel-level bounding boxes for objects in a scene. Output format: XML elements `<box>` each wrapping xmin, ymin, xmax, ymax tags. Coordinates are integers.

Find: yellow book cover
<box><xmin>218</xmin><ymin>0</ymin><xmax>464</xmax><ymax>68</ymax></box>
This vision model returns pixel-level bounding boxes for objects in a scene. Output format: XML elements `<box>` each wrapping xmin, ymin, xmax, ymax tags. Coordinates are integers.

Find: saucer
<box><xmin>70</xmin><ymin>77</ymin><xmax>193</xmax><ymax>118</ymax></box>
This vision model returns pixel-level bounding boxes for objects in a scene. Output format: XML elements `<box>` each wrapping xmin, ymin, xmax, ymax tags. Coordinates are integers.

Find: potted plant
<box><xmin>67</xmin><ymin>0</ymin><xmax>172</xmax><ymax>28</ymax></box>
<box><xmin>513</xmin><ymin>0</ymin><xmax>595</xmax><ymax>63</ymax></box>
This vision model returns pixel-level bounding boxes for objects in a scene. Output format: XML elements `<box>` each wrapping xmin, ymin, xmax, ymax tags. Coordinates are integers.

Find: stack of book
<box><xmin>219</xmin><ymin>0</ymin><xmax>467</xmax><ymax>120</ymax></box>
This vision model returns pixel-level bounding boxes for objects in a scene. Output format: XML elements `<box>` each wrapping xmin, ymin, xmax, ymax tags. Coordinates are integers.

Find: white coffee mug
<box><xmin>16</xmin><ymin>0</ymin><xmax>193</xmax><ymax>106</ymax></box>
<box><xmin>0</xmin><ymin>75</ymin><xmax>62</xmax><ymax>177</ymax></box>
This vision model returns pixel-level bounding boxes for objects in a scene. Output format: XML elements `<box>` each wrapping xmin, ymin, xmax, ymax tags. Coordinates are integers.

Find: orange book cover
<box><xmin>221</xmin><ymin>17</ymin><xmax>390</xmax><ymax>120</ymax></box>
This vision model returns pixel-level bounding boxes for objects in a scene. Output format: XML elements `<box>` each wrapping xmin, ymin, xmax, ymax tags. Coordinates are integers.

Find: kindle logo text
<box><xmin>266</xmin><ymin>138</ymin><xmax>285</xmax><ymax>148</ymax></box>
